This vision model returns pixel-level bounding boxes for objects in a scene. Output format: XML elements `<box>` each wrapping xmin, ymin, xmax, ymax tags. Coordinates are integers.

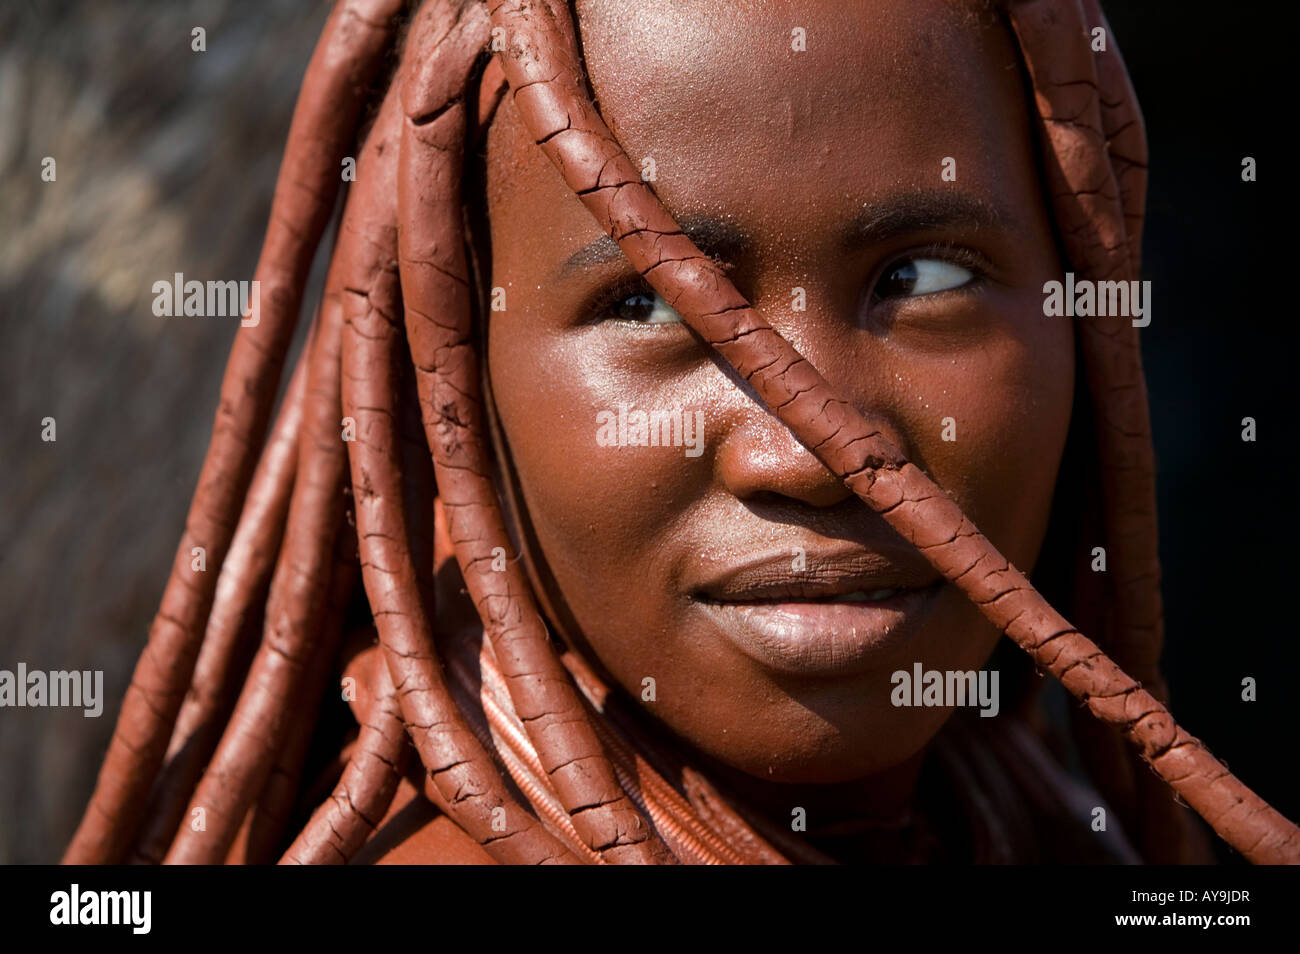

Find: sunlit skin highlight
<box><xmin>482</xmin><ymin>1</ymin><xmax>1072</xmax><ymax>820</ymax></box>
<box><xmin>62</xmin><ymin>0</ymin><xmax>1300</xmax><ymax>867</ymax></box>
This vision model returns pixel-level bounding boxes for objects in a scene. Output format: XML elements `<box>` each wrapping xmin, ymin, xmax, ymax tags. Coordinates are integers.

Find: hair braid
<box><xmin>1008</xmin><ymin>0</ymin><xmax>1190</xmax><ymax>864</ymax></box>
<box><xmin>344</xmin><ymin>5</ymin><xmax>583</xmax><ymax>864</ymax></box>
<box><xmin>487</xmin><ymin>0</ymin><xmax>1300</xmax><ymax>864</ymax></box>
<box><xmin>66</xmin><ymin>0</ymin><xmax>1300</xmax><ymax>866</ymax></box>
<box><xmin>396</xmin><ymin>0</ymin><xmax>671</xmax><ymax>863</ymax></box>
<box><xmin>131</xmin><ymin>351</ymin><xmax>310</xmax><ymax>862</ymax></box>
<box><xmin>63</xmin><ymin>0</ymin><xmax>409</xmax><ymax>865</ymax></box>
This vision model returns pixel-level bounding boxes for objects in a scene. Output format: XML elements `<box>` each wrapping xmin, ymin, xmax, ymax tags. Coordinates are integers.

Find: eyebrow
<box><xmin>555</xmin><ymin>191</ymin><xmax>1016</xmax><ymax>280</ymax></box>
<box><xmin>839</xmin><ymin>190</ymin><xmax>1016</xmax><ymax>251</ymax></box>
<box><xmin>556</xmin><ymin>214</ymin><xmax>748</xmax><ymax>279</ymax></box>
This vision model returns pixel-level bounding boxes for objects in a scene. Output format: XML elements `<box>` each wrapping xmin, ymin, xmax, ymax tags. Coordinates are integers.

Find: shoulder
<box><xmin>351</xmin><ymin>776</ymin><xmax>497</xmax><ymax>865</ymax></box>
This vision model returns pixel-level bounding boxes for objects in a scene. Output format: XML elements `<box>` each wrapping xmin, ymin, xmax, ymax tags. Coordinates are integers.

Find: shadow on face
<box><xmin>479</xmin><ymin>0</ymin><xmax>1072</xmax><ymax>785</ymax></box>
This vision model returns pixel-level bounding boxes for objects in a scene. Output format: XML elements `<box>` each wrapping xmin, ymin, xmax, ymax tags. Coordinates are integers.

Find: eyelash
<box><xmin>585</xmin><ymin>243</ymin><xmax>993</xmax><ymax>324</ymax></box>
<box><xmin>584</xmin><ymin>275</ymin><xmax>673</xmax><ymax>326</ymax></box>
<box><xmin>870</xmin><ymin>242</ymin><xmax>991</xmax><ymax>301</ymax></box>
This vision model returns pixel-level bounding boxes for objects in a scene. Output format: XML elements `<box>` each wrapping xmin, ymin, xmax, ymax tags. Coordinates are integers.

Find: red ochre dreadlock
<box><xmin>64</xmin><ymin>0</ymin><xmax>1300</xmax><ymax>865</ymax></box>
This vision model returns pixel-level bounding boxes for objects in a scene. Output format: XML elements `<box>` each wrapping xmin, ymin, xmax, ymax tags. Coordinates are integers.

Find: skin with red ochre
<box><xmin>318</xmin><ymin>0</ymin><xmax>1298</xmax><ymax>863</ymax></box>
<box><xmin>65</xmin><ymin>0</ymin><xmax>1300</xmax><ymax>865</ymax></box>
<box><xmin>482</xmin><ymin>0</ymin><xmax>1072</xmax><ymax>837</ymax></box>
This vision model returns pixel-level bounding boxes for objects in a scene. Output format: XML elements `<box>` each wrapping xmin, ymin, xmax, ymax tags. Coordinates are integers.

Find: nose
<box><xmin>708</xmin><ymin>279</ymin><xmax>866</xmax><ymax>508</ymax></box>
<box><xmin>715</xmin><ymin>405</ymin><xmax>852</xmax><ymax>508</ymax></box>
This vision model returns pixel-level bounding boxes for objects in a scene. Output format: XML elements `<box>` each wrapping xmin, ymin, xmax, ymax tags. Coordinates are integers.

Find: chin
<box><xmin>693</xmin><ymin>702</ymin><xmax>950</xmax><ymax>785</ymax></box>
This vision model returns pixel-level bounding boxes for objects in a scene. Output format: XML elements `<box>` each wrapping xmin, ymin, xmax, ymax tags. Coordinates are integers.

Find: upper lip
<box><xmin>691</xmin><ymin>543</ymin><xmax>941</xmax><ymax>603</ymax></box>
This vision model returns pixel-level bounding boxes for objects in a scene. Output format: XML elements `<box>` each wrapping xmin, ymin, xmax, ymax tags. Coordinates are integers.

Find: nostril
<box><xmin>715</xmin><ymin>420</ymin><xmax>852</xmax><ymax>508</ymax></box>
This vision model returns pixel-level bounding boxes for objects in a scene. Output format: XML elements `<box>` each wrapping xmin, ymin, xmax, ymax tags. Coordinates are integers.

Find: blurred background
<box><xmin>0</xmin><ymin>1</ymin><xmax>1292</xmax><ymax>863</ymax></box>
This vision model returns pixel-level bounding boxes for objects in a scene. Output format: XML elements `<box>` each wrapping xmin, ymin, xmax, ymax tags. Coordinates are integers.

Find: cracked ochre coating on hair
<box><xmin>348</xmin><ymin>7</ymin><xmax>585</xmax><ymax>863</ymax></box>
<box><xmin>63</xmin><ymin>0</ymin><xmax>1300</xmax><ymax>865</ymax></box>
<box><xmin>487</xmin><ymin>0</ymin><xmax>1299</xmax><ymax>863</ymax></box>
<box><xmin>63</xmin><ymin>0</ymin><xmax>409</xmax><ymax>865</ymax></box>
<box><xmin>396</xmin><ymin>2</ymin><xmax>670</xmax><ymax>864</ymax></box>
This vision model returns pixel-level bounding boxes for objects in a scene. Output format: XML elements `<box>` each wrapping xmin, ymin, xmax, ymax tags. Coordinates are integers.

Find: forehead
<box><xmin>483</xmin><ymin>0</ymin><xmax>1033</xmax><ymax>275</ymax></box>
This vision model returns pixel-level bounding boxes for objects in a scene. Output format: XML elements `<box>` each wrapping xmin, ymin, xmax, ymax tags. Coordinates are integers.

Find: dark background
<box><xmin>1100</xmin><ymin>2</ymin><xmax>1294</xmax><ymax>862</ymax></box>
<box><xmin>0</xmin><ymin>1</ymin><xmax>1293</xmax><ymax>863</ymax></box>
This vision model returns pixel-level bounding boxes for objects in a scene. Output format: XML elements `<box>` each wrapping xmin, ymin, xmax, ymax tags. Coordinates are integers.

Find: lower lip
<box><xmin>696</xmin><ymin>585</ymin><xmax>943</xmax><ymax>677</ymax></box>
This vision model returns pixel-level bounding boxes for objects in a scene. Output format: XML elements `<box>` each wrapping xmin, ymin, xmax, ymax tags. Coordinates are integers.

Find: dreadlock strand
<box><xmin>489</xmin><ymin>0</ymin><xmax>1300</xmax><ymax>864</ymax></box>
<box><xmin>340</xmin><ymin>49</ymin><xmax>579</xmax><ymax>865</ymax></box>
<box><xmin>165</xmin><ymin>278</ymin><xmax>350</xmax><ymax>864</ymax></box>
<box><xmin>398</xmin><ymin>0</ymin><xmax>667</xmax><ymax>864</ymax></box>
<box><xmin>229</xmin><ymin>514</ymin><xmax>360</xmax><ymax>864</ymax></box>
<box><xmin>64</xmin><ymin>0</ymin><xmax>409</xmax><ymax>865</ymax></box>
<box><xmin>280</xmin><ymin>633</ymin><xmax>408</xmax><ymax>865</ymax></box>
<box><xmin>164</xmin><ymin>22</ymin><xmax>433</xmax><ymax>855</ymax></box>
<box><xmin>1005</xmin><ymin>0</ymin><xmax>1159</xmax><ymax>852</ymax></box>
<box><xmin>1005</xmin><ymin>0</ymin><xmax>1199</xmax><ymax>864</ymax></box>
<box><xmin>1008</xmin><ymin>0</ymin><xmax>1165</xmax><ymax>694</ymax></box>
<box><xmin>132</xmin><ymin>344</ymin><xmax>312</xmax><ymax>863</ymax></box>
<box><xmin>1078</xmin><ymin>0</ymin><xmax>1166</xmax><ymax>697</ymax></box>
<box><xmin>996</xmin><ymin>0</ymin><xmax>1159</xmax><ymax>858</ymax></box>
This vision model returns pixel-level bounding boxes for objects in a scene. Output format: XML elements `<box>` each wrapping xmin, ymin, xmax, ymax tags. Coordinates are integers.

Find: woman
<box><xmin>64</xmin><ymin>0</ymin><xmax>1300</xmax><ymax>864</ymax></box>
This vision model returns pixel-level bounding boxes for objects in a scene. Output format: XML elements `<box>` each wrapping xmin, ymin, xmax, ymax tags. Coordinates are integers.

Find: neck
<box><xmin>611</xmin><ymin>689</ymin><xmax>935</xmax><ymax>863</ymax></box>
<box><xmin>437</xmin><ymin>565</ymin><xmax>944</xmax><ymax>862</ymax></box>
<box><xmin>704</xmin><ymin>748</ymin><xmax>927</xmax><ymax>836</ymax></box>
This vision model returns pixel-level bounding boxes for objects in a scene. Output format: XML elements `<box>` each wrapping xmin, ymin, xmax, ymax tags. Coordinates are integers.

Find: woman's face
<box><xmin>482</xmin><ymin>0</ymin><xmax>1071</xmax><ymax>784</ymax></box>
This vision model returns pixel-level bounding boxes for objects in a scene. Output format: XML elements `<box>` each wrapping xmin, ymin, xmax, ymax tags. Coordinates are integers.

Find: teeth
<box><xmin>829</xmin><ymin>588</ymin><xmax>900</xmax><ymax>603</ymax></box>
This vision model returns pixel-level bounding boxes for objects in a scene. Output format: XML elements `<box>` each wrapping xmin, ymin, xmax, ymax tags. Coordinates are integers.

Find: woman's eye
<box><xmin>611</xmin><ymin>289</ymin><xmax>682</xmax><ymax>324</ymax></box>
<box><xmin>873</xmin><ymin>257</ymin><xmax>974</xmax><ymax>301</ymax></box>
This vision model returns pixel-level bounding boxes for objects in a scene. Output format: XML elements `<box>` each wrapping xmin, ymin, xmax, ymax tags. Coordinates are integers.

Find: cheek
<box><xmin>490</xmin><ymin>326</ymin><xmax>717</xmax><ymax>731</ymax></box>
<box><xmin>487</xmin><ymin>281</ymin><xmax>1074</xmax><ymax>783</ymax></box>
<box><xmin>883</xmin><ymin>293</ymin><xmax>1074</xmax><ymax>571</ymax></box>
<box><xmin>488</xmin><ymin>325</ymin><xmax>703</xmax><ymax>603</ymax></box>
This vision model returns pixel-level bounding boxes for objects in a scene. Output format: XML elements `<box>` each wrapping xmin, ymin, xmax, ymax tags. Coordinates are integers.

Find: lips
<box><xmin>690</xmin><ymin>546</ymin><xmax>943</xmax><ymax>677</ymax></box>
